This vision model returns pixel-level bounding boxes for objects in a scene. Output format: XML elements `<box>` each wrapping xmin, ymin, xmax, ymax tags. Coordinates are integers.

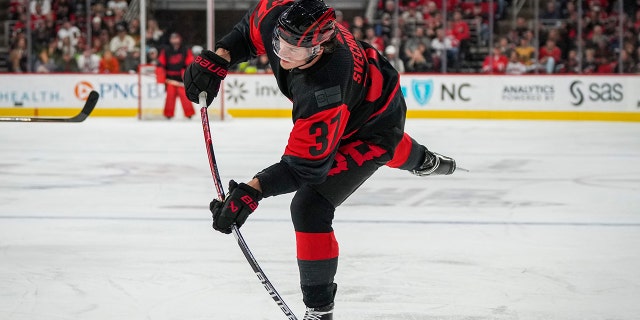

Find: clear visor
<box><xmin>272</xmin><ymin>31</ymin><xmax>320</xmax><ymax>62</ymax></box>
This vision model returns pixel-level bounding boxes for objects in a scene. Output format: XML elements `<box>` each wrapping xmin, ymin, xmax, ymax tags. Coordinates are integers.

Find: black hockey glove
<box><xmin>412</xmin><ymin>150</ymin><xmax>456</xmax><ymax>176</ymax></box>
<box><xmin>184</xmin><ymin>50</ymin><xmax>229</xmax><ymax>106</ymax></box>
<box><xmin>210</xmin><ymin>180</ymin><xmax>262</xmax><ymax>234</ymax></box>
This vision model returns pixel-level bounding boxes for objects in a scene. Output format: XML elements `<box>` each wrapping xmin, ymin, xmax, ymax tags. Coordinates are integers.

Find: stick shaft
<box><xmin>198</xmin><ymin>92</ymin><xmax>298</xmax><ymax>320</ymax></box>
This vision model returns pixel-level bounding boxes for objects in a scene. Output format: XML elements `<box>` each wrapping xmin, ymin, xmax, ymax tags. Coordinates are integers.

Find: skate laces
<box><xmin>303</xmin><ymin>313</ymin><xmax>323</xmax><ymax>320</ymax></box>
<box><xmin>303</xmin><ymin>310</ymin><xmax>331</xmax><ymax>320</ymax></box>
<box><xmin>412</xmin><ymin>150</ymin><xmax>440</xmax><ymax>176</ymax></box>
<box><xmin>303</xmin><ymin>304</ymin><xmax>333</xmax><ymax>320</ymax></box>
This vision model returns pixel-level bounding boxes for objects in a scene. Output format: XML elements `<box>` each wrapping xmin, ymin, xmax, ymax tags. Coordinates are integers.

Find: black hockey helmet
<box><xmin>273</xmin><ymin>0</ymin><xmax>336</xmax><ymax>61</ymax></box>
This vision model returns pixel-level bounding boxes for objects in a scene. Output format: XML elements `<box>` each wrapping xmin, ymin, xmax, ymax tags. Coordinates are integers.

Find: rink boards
<box><xmin>1</xmin><ymin>73</ymin><xmax>639</xmax><ymax>121</ymax></box>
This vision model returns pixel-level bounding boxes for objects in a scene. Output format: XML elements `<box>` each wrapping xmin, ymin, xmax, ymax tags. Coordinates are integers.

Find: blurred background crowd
<box><xmin>5</xmin><ymin>0</ymin><xmax>159</xmax><ymax>73</ymax></box>
<box><xmin>2</xmin><ymin>0</ymin><xmax>639</xmax><ymax>74</ymax></box>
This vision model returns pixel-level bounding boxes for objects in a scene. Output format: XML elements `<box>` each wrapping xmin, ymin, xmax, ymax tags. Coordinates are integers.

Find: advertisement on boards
<box><xmin>1</xmin><ymin>74</ymin><xmax>638</xmax><ymax>119</ymax></box>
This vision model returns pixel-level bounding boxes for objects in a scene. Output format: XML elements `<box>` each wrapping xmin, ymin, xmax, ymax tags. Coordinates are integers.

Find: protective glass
<box><xmin>272</xmin><ymin>30</ymin><xmax>320</xmax><ymax>62</ymax></box>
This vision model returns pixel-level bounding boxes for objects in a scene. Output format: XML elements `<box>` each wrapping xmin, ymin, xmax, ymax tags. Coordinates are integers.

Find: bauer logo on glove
<box><xmin>194</xmin><ymin>55</ymin><xmax>228</xmax><ymax>78</ymax></box>
<box><xmin>210</xmin><ymin>180</ymin><xmax>262</xmax><ymax>234</ymax></box>
<box><xmin>183</xmin><ymin>49</ymin><xmax>230</xmax><ymax>106</ymax></box>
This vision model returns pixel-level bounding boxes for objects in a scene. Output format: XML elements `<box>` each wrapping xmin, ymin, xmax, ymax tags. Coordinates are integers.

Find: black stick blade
<box><xmin>0</xmin><ymin>90</ymin><xmax>100</xmax><ymax>123</ymax></box>
<box><xmin>66</xmin><ymin>90</ymin><xmax>99</xmax><ymax>122</ymax></box>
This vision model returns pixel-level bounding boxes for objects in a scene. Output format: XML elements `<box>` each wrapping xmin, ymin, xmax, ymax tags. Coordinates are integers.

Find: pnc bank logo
<box><xmin>75</xmin><ymin>81</ymin><xmax>95</xmax><ymax>100</ymax></box>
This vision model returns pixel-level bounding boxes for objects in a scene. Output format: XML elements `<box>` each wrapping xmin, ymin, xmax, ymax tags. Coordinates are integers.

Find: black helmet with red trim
<box><xmin>276</xmin><ymin>0</ymin><xmax>336</xmax><ymax>48</ymax></box>
<box><xmin>272</xmin><ymin>0</ymin><xmax>336</xmax><ymax>62</ymax></box>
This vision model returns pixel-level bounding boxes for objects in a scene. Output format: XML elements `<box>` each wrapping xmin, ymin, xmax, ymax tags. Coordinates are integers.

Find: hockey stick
<box><xmin>198</xmin><ymin>92</ymin><xmax>299</xmax><ymax>320</ymax></box>
<box><xmin>0</xmin><ymin>91</ymin><xmax>99</xmax><ymax>123</ymax></box>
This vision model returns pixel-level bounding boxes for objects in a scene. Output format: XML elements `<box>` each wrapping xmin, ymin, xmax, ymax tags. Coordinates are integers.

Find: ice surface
<box><xmin>1</xmin><ymin>118</ymin><xmax>639</xmax><ymax>320</ymax></box>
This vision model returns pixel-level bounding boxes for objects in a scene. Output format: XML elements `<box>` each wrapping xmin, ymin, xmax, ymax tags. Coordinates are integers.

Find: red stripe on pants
<box><xmin>296</xmin><ymin>231</ymin><xmax>339</xmax><ymax>261</ymax></box>
<box><xmin>386</xmin><ymin>133</ymin><xmax>413</xmax><ymax>168</ymax></box>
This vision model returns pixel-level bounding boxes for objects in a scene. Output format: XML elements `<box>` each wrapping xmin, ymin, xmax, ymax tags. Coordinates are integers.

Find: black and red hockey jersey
<box><xmin>217</xmin><ymin>0</ymin><xmax>405</xmax><ymax>197</ymax></box>
<box><xmin>159</xmin><ymin>45</ymin><xmax>195</xmax><ymax>82</ymax></box>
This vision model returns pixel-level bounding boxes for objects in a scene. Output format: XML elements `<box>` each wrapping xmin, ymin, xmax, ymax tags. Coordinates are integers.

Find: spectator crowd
<box><xmin>480</xmin><ymin>0</ymin><xmax>640</xmax><ymax>74</ymax></box>
<box><xmin>5</xmin><ymin>0</ymin><xmax>640</xmax><ymax>74</ymax></box>
<box><xmin>7</xmin><ymin>0</ymin><xmax>165</xmax><ymax>73</ymax></box>
<box><xmin>358</xmin><ymin>0</ymin><xmax>640</xmax><ymax>74</ymax></box>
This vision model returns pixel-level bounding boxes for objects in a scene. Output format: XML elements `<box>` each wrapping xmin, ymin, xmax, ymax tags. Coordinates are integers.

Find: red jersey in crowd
<box><xmin>540</xmin><ymin>46</ymin><xmax>561</xmax><ymax>63</ymax></box>
<box><xmin>482</xmin><ymin>54</ymin><xmax>509</xmax><ymax>73</ymax></box>
<box><xmin>451</xmin><ymin>20</ymin><xmax>470</xmax><ymax>42</ymax></box>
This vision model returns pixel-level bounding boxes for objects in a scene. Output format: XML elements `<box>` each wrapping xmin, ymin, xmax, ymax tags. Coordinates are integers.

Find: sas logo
<box><xmin>74</xmin><ymin>81</ymin><xmax>95</xmax><ymax>101</ymax></box>
<box><xmin>569</xmin><ymin>80</ymin><xmax>623</xmax><ymax>106</ymax></box>
<box><xmin>401</xmin><ymin>80</ymin><xmax>434</xmax><ymax>106</ymax></box>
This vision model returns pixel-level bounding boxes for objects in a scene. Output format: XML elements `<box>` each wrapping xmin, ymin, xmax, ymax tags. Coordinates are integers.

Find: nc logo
<box><xmin>412</xmin><ymin>79</ymin><xmax>433</xmax><ymax>105</ymax></box>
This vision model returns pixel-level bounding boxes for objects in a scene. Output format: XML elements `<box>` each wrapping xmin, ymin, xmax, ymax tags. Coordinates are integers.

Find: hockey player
<box><xmin>158</xmin><ymin>32</ymin><xmax>195</xmax><ymax>119</ymax></box>
<box><xmin>183</xmin><ymin>0</ymin><xmax>457</xmax><ymax>318</ymax></box>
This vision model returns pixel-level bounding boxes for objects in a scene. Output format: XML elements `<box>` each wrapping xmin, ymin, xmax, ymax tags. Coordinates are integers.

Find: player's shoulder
<box><xmin>252</xmin><ymin>0</ymin><xmax>294</xmax><ymax>25</ymax></box>
<box><xmin>248</xmin><ymin>0</ymin><xmax>294</xmax><ymax>55</ymax></box>
<box><xmin>258</xmin><ymin>0</ymin><xmax>294</xmax><ymax>11</ymax></box>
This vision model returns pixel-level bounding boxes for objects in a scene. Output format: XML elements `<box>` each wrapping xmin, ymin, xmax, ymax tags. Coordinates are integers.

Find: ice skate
<box><xmin>412</xmin><ymin>150</ymin><xmax>456</xmax><ymax>176</ymax></box>
<box><xmin>303</xmin><ymin>303</ymin><xmax>334</xmax><ymax>320</ymax></box>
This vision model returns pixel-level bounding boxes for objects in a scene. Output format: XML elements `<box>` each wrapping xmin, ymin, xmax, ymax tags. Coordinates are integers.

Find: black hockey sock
<box><xmin>301</xmin><ymin>283</ymin><xmax>338</xmax><ymax>308</ymax></box>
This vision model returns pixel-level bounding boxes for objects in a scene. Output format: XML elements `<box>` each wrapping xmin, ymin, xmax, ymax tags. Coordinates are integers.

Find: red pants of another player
<box><xmin>163</xmin><ymin>82</ymin><xmax>195</xmax><ymax>118</ymax></box>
